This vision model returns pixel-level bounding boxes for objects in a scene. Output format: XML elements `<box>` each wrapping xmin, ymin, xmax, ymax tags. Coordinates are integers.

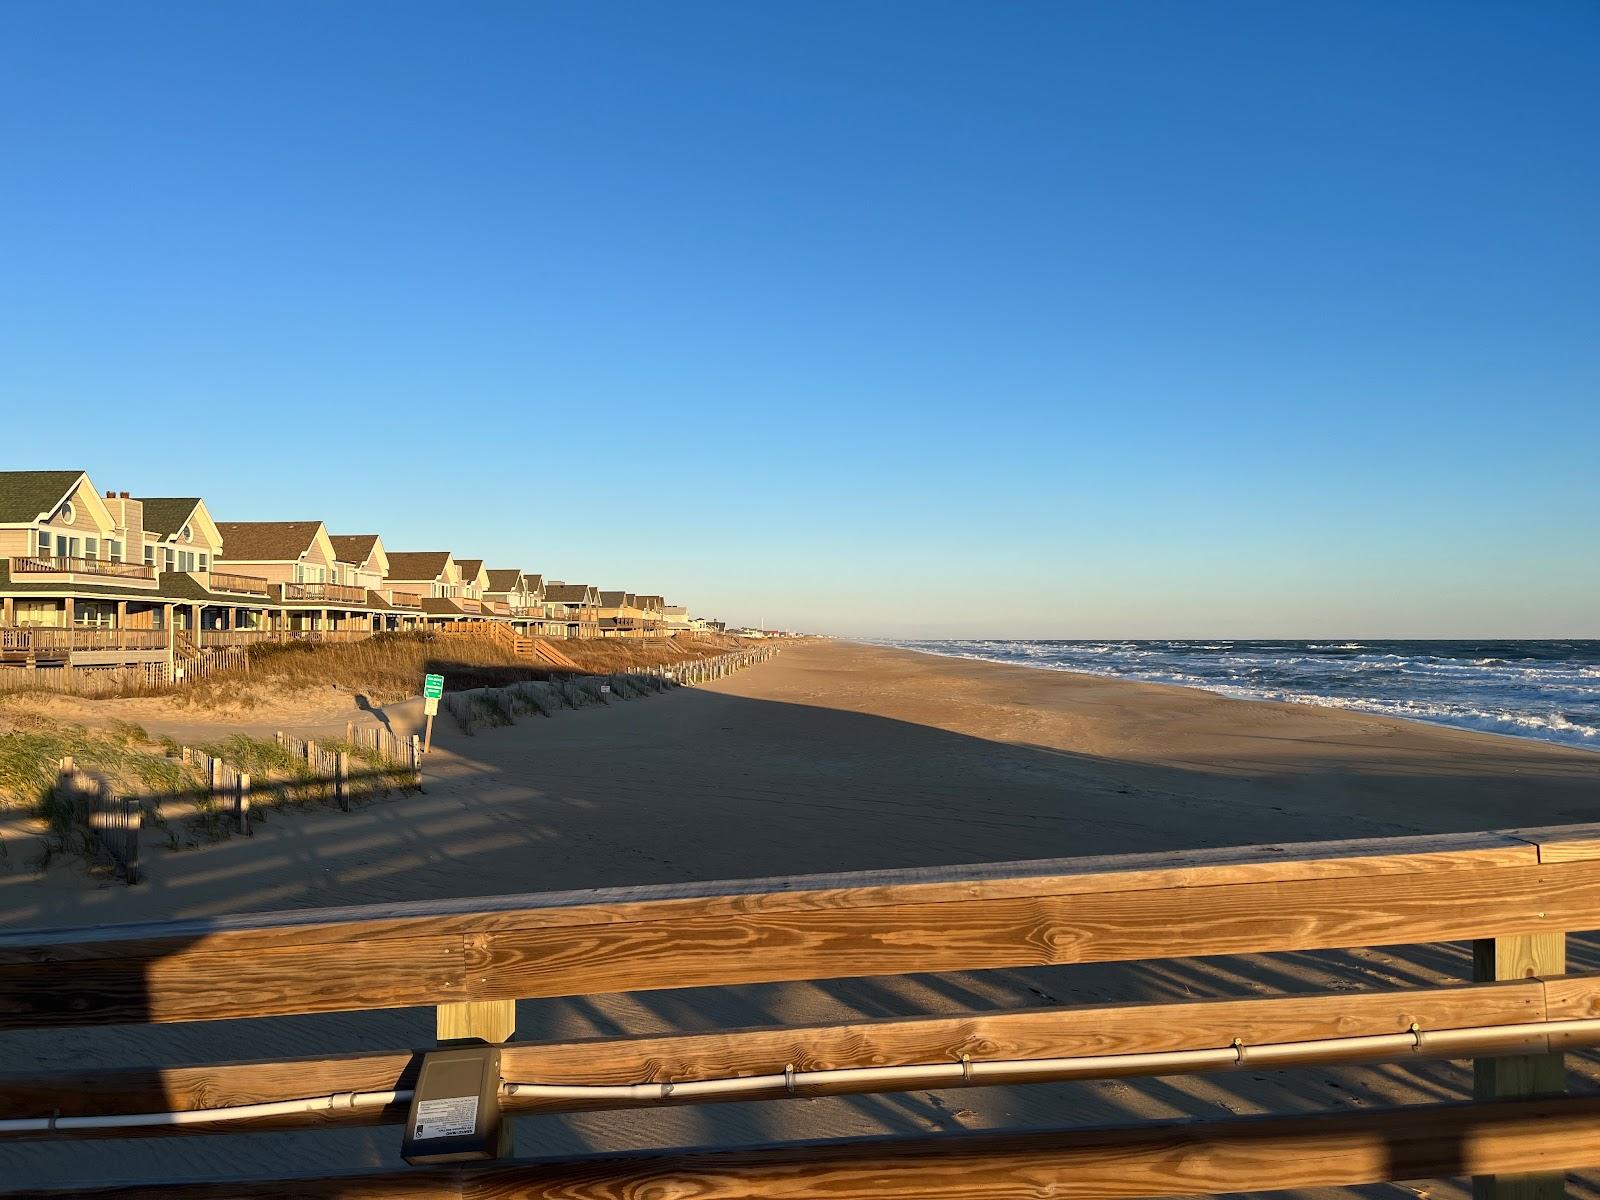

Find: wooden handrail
<box><xmin>9</xmin><ymin>555</ymin><xmax>155</xmax><ymax>581</ymax></box>
<box><xmin>3</xmin><ymin>976</ymin><xmax>1583</xmax><ymax>1137</ymax></box>
<box><xmin>11</xmin><ymin>1094</ymin><xmax>1600</xmax><ymax>1199</ymax></box>
<box><xmin>3</xmin><ymin>824</ymin><xmax>1598</xmax><ymax>1031</ymax></box>
<box><xmin>204</xmin><ymin>570</ymin><xmax>269</xmax><ymax>596</ymax></box>
<box><xmin>280</xmin><ymin>581</ymin><xmax>368</xmax><ymax>604</ymax></box>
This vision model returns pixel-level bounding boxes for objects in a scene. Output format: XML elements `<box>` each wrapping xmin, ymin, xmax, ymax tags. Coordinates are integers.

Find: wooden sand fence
<box><xmin>5</xmin><ymin>823</ymin><xmax>1600</xmax><ymax>1196</ymax></box>
<box><xmin>179</xmin><ymin>746</ymin><xmax>252</xmax><ymax>836</ymax></box>
<box><xmin>274</xmin><ymin>732</ymin><xmax>352</xmax><ymax>811</ymax></box>
<box><xmin>0</xmin><ymin>662</ymin><xmax>169</xmax><ymax>698</ymax></box>
<box><xmin>652</xmin><ymin>644</ymin><xmax>779</xmax><ymax>685</ymax></box>
<box><xmin>51</xmin><ymin>758</ymin><xmax>140</xmax><ymax>884</ymax></box>
<box><xmin>435</xmin><ymin>645</ymin><xmax>779</xmax><ymax>733</ymax></box>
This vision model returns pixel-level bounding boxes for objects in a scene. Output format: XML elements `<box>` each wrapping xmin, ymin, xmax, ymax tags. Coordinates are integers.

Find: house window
<box><xmin>108</xmin><ymin>540</ymin><xmax>123</xmax><ymax>563</ymax></box>
<box><xmin>143</xmin><ymin>545</ymin><xmax>155</xmax><ymax>566</ymax></box>
<box><xmin>178</xmin><ymin>551</ymin><xmax>195</xmax><ymax>572</ymax></box>
<box><xmin>199</xmin><ymin>552</ymin><xmax>208</xmax><ymax>571</ymax></box>
<box><xmin>60</xmin><ymin>501</ymin><xmax>75</xmax><ymax>525</ymax></box>
<box><xmin>163</xmin><ymin>547</ymin><xmax>175</xmax><ymax>572</ymax></box>
<box><xmin>85</xmin><ymin>537</ymin><xmax>99</xmax><ymax>560</ymax></box>
<box><xmin>37</xmin><ymin>529</ymin><xmax>52</xmax><ymax>556</ymax></box>
<box><xmin>181</xmin><ymin>523</ymin><xmax>193</xmax><ymax>542</ymax></box>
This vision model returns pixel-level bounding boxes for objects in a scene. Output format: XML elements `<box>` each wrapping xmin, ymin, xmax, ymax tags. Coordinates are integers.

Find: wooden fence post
<box><xmin>337</xmin><ymin>751</ymin><xmax>349</xmax><ymax>811</ymax></box>
<box><xmin>410</xmin><ymin>734</ymin><xmax>422</xmax><ymax>789</ymax></box>
<box><xmin>1473</xmin><ymin>932</ymin><xmax>1568</xmax><ymax>1200</ymax></box>
<box><xmin>238</xmin><ymin>771</ymin><xmax>252</xmax><ymax>836</ymax></box>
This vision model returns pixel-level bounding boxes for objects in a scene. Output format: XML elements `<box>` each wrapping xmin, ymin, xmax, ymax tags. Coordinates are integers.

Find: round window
<box><xmin>61</xmin><ymin>502</ymin><xmax>75</xmax><ymax>525</ymax></box>
<box><xmin>182</xmin><ymin>524</ymin><xmax>193</xmax><ymax>542</ymax></box>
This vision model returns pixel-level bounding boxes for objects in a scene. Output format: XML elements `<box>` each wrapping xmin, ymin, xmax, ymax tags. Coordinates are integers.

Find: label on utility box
<box><xmin>413</xmin><ymin>1095</ymin><xmax>479</xmax><ymax>1140</ymax></box>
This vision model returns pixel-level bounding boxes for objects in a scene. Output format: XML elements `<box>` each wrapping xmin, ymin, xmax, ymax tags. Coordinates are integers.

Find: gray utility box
<box><xmin>401</xmin><ymin>1044</ymin><xmax>505</xmax><ymax>1165</ymax></box>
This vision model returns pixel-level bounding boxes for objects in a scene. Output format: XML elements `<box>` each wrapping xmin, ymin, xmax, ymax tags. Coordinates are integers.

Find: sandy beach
<box><xmin>4</xmin><ymin>640</ymin><xmax>1599</xmax><ymax>1194</ymax></box>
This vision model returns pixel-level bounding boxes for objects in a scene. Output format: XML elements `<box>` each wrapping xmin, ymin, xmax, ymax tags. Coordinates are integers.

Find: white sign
<box><xmin>412</xmin><ymin>1094</ymin><xmax>478</xmax><ymax>1140</ymax></box>
<box><xmin>600</xmin><ymin>684</ymin><xmax>611</xmax><ymax>694</ymax></box>
<box><xmin>423</xmin><ymin>695</ymin><xmax>439</xmax><ymax>717</ymax></box>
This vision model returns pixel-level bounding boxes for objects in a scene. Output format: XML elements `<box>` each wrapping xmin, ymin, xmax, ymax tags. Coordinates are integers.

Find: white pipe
<box><xmin>11</xmin><ymin>1016</ymin><xmax>1600</xmax><ymax>1135</ymax></box>
<box><xmin>0</xmin><ymin>1089</ymin><xmax>407</xmax><ymax>1135</ymax></box>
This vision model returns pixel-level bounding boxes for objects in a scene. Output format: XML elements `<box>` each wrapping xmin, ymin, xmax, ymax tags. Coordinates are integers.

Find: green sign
<box><xmin>423</xmin><ymin>673</ymin><xmax>444</xmax><ymax>700</ymax></box>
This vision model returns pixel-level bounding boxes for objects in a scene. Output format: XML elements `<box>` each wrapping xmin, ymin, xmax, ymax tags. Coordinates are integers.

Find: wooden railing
<box><xmin>4</xmin><ymin>824</ymin><xmax>1600</xmax><ymax>1196</ymax></box>
<box><xmin>0</xmin><ymin>626</ymin><xmax>168</xmax><ymax>654</ymax></box>
<box><xmin>196</xmin><ymin>628</ymin><xmax>279</xmax><ymax>648</ymax></box>
<box><xmin>204</xmin><ymin>570</ymin><xmax>269</xmax><ymax>596</ymax></box>
<box><xmin>384</xmin><ymin>590</ymin><xmax>422</xmax><ymax>609</ymax></box>
<box><xmin>9</xmin><ymin>555</ymin><xmax>155</xmax><ymax>581</ymax></box>
<box><xmin>281</xmin><ymin>581</ymin><xmax>369</xmax><ymax>605</ymax></box>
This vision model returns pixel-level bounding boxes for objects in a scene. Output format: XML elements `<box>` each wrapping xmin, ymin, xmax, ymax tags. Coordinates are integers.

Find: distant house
<box><xmin>544</xmin><ymin>582</ymin><xmax>601</xmax><ymax>639</ymax></box>
<box><xmin>215</xmin><ymin>521</ymin><xmax>371</xmax><ymax>633</ymax></box>
<box><xmin>387</xmin><ymin>551</ymin><xmax>482</xmax><ymax>626</ymax></box>
<box><xmin>663</xmin><ymin>605</ymin><xmax>691</xmax><ymax>635</ymax></box>
<box><xmin>329</xmin><ymin>534</ymin><xmax>420</xmax><ymax>631</ymax></box>
<box><xmin>486</xmin><ymin>569</ymin><xmax>566</xmax><ymax>637</ymax></box>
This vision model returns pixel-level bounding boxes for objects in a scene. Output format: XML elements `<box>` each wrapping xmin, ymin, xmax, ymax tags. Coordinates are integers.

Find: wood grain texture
<box><xmin>11</xmin><ymin>1095</ymin><xmax>1600</xmax><ymax>1200</ymax></box>
<box><xmin>4</xmin><ymin>845</ymin><xmax>1600</xmax><ymax>1030</ymax></box>
<box><xmin>0</xmin><ymin>979</ymin><xmax>1557</xmax><ymax>1135</ymax></box>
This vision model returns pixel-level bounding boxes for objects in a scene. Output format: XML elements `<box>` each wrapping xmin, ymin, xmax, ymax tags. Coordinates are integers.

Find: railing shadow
<box><xmin>0</xmin><ymin>681</ymin><xmax>1597</xmax><ymax>1192</ymax></box>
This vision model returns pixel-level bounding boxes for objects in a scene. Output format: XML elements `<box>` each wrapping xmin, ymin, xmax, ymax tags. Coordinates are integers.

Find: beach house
<box><xmin>214</xmin><ymin>521</ymin><xmax>375</xmax><ymax>637</ymax></box>
<box><xmin>330</xmin><ymin>534</ymin><xmax>422</xmax><ymax>632</ymax></box>
<box><xmin>544</xmin><ymin>582</ymin><xmax>601</xmax><ymax>639</ymax></box>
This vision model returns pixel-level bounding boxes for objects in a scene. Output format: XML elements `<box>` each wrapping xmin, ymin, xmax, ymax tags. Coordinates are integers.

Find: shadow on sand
<box><xmin>1</xmin><ymin>683</ymin><xmax>1598</xmax><ymax>1195</ymax></box>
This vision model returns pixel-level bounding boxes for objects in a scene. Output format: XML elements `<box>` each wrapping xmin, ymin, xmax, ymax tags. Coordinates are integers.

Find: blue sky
<box><xmin>2</xmin><ymin>1</ymin><xmax>1595</xmax><ymax>637</ymax></box>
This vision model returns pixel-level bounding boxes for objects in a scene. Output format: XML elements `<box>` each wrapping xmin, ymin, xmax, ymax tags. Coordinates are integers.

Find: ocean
<box><xmin>883</xmin><ymin>639</ymin><xmax>1600</xmax><ymax>752</ymax></box>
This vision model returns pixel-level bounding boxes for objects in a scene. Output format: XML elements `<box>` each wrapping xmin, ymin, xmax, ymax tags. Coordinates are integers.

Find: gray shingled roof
<box><xmin>0</xmin><ymin>471</ymin><xmax>85</xmax><ymax>524</ymax></box>
<box><xmin>138</xmin><ymin>498</ymin><xmax>203</xmax><ymax>538</ymax></box>
<box><xmin>386</xmin><ymin>551</ymin><xmax>451</xmax><ymax>580</ymax></box>
<box><xmin>329</xmin><ymin>534</ymin><xmax>380</xmax><ymax>564</ymax></box>
<box><xmin>215</xmin><ymin>521</ymin><xmax>324</xmax><ymax>561</ymax></box>
<box><xmin>484</xmin><ymin>569</ymin><xmax>524</xmax><ymax>592</ymax></box>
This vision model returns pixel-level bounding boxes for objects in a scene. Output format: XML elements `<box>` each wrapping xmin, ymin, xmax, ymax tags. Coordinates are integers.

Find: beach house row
<box><xmin>0</xmin><ymin>470</ymin><xmax>699</xmax><ymax>671</ymax></box>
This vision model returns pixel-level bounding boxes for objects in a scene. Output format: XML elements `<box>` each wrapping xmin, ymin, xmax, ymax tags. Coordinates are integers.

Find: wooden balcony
<box><xmin>384</xmin><ymin>590</ymin><xmax>422</xmax><ymax>609</ymax></box>
<box><xmin>457</xmin><ymin>598</ymin><xmax>483</xmax><ymax>614</ymax></box>
<box><xmin>197</xmin><ymin>629</ymin><xmax>281</xmax><ymax>648</ymax></box>
<box><xmin>205</xmin><ymin>570</ymin><xmax>270</xmax><ymax>597</ymax></box>
<box><xmin>10</xmin><ymin>555</ymin><xmax>156</xmax><ymax>582</ymax></box>
<box><xmin>281</xmin><ymin>581</ymin><xmax>368</xmax><ymax>605</ymax></box>
<box><xmin>1</xmin><ymin>626</ymin><xmax>169</xmax><ymax>658</ymax></box>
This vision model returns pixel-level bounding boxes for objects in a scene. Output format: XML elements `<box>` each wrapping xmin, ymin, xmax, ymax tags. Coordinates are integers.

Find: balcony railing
<box><xmin>10</xmin><ymin>555</ymin><xmax>156</xmax><ymax>581</ymax></box>
<box><xmin>281</xmin><ymin>582</ymin><xmax>368</xmax><ymax>605</ymax></box>
<box><xmin>197</xmin><ymin>629</ymin><xmax>281</xmax><ymax>648</ymax></box>
<box><xmin>206</xmin><ymin>570</ymin><xmax>270</xmax><ymax>596</ymax></box>
<box><xmin>1</xmin><ymin>626</ymin><xmax>168</xmax><ymax>654</ymax></box>
<box><xmin>385</xmin><ymin>590</ymin><xmax>422</xmax><ymax>609</ymax></box>
<box><xmin>457</xmin><ymin>598</ymin><xmax>483</xmax><ymax>614</ymax></box>
<box><xmin>482</xmin><ymin>599</ymin><xmax>509</xmax><ymax>616</ymax></box>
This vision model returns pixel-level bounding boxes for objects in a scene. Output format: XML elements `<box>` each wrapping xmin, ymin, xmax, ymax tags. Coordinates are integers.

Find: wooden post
<box><xmin>336</xmin><ymin>750</ymin><xmax>349</xmax><ymax>811</ymax></box>
<box><xmin>1473</xmin><ymin>933</ymin><xmax>1568</xmax><ymax>1200</ymax></box>
<box><xmin>410</xmin><ymin>734</ymin><xmax>422</xmax><ymax>789</ymax></box>
<box><xmin>238</xmin><ymin>771</ymin><xmax>252</xmax><ymax>836</ymax></box>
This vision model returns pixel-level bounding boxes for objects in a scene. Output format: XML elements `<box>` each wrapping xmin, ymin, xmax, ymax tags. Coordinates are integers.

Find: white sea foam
<box><xmin>881</xmin><ymin>638</ymin><xmax>1600</xmax><ymax>753</ymax></box>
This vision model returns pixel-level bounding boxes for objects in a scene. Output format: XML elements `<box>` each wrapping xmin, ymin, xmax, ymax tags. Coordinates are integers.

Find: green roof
<box><xmin>0</xmin><ymin>471</ymin><xmax>85</xmax><ymax>524</ymax></box>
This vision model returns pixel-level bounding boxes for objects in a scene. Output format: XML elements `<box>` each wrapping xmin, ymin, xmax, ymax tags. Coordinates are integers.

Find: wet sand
<box><xmin>4</xmin><ymin>640</ymin><xmax>1599</xmax><ymax>1194</ymax></box>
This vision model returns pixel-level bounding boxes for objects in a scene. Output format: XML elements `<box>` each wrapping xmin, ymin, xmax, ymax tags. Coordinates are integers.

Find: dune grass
<box><xmin>175</xmin><ymin>630</ymin><xmax>756</xmax><ymax>707</ymax></box>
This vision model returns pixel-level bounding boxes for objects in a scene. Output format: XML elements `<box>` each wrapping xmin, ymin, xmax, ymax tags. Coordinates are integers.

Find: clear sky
<box><xmin>2</xmin><ymin>2</ymin><xmax>1595</xmax><ymax>638</ymax></box>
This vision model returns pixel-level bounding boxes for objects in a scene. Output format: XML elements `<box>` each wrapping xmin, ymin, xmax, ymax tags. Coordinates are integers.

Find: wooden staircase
<box><xmin>452</xmin><ymin>621</ymin><xmax>582</xmax><ymax>669</ymax></box>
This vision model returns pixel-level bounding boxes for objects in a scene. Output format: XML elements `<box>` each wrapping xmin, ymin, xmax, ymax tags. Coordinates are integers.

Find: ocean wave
<box><xmin>882</xmin><ymin>638</ymin><xmax>1600</xmax><ymax>753</ymax></box>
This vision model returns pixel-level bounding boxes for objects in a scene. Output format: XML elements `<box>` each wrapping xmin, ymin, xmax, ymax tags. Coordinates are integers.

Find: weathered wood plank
<box><xmin>11</xmin><ymin>1095</ymin><xmax>1600</xmax><ymax>1200</ymax></box>
<box><xmin>6</xmin><ymin>856</ymin><xmax>1600</xmax><ymax>1029</ymax></box>
<box><xmin>465</xmin><ymin>861</ymin><xmax>1600</xmax><ymax>1005</ymax></box>
<box><xmin>0</xmin><ymin>979</ymin><xmax>1556</xmax><ymax>1135</ymax></box>
<box><xmin>0</xmin><ymin>828</ymin><xmax>1542</xmax><ymax>961</ymax></box>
